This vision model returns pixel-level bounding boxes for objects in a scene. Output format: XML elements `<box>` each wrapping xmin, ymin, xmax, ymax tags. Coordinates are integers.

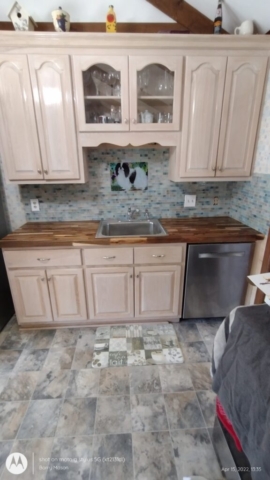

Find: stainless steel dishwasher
<box><xmin>182</xmin><ymin>243</ymin><xmax>254</xmax><ymax>319</ymax></box>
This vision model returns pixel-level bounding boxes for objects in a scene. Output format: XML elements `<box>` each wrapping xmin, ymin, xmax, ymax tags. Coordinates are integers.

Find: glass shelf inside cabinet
<box><xmin>137</xmin><ymin>64</ymin><xmax>174</xmax><ymax>124</ymax></box>
<box><xmin>83</xmin><ymin>64</ymin><xmax>122</xmax><ymax>124</ymax></box>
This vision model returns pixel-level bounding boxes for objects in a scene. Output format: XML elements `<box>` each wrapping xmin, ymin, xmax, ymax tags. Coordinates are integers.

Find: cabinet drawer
<box><xmin>84</xmin><ymin>247</ymin><xmax>133</xmax><ymax>266</ymax></box>
<box><xmin>4</xmin><ymin>249</ymin><xmax>81</xmax><ymax>268</ymax></box>
<box><xmin>134</xmin><ymin>245</ymin><xmax>185</xmax><ymax>264</ymax></box>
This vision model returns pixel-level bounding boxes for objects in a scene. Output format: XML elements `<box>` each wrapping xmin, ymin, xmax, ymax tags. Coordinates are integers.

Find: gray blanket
<box><xmin>212</xmin><ymin>304</ymin><xmax>270</xmax><ymax>480</ymax></box>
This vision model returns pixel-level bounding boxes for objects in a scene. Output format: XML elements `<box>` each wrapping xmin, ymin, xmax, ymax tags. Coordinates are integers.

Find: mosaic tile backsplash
<box><xmin>20</xmin><ymin>149</ymin><xmax>232</xmax><ymax>222</ymax></box>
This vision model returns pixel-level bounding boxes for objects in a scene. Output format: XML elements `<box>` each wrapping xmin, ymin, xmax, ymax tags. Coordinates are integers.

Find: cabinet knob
<box><xmin>124</xmin><ymin>118</ymin><xmax>129</xmax><ymax>124</ymax></box>
<box><xmin>47</xmin><ymin>277</ymin><xmax>52</xmax><ymax>282</ymax></box>
<box><xmin>132</xmin><ymin>119</ymin><xmax>137</xmax><ymax>124</ymax></box>
<box><xmin>38</xmin><ymin>169</ymin><xmax>42</xmax><ymax>174</ymax></box>
<box><xmin>136</xmin><ymin>274</ymin><xmax>139</xmax><ymax>278</ymax></box>
<box><xmin>44</xmin><ymin>170</ymin><xmax>48</xmax><ymax>175</ymax></box>
<box><xmin>218</xmin><ymin>166</ymin><xmax>222</xmax><ymax>171</ymax></box>
<box><xmin>41</xmin><ymin>277</ymin><xmax>45</xmax><ymax>282</ymax></box>
<box><xmin>130</xmin><ymin>274</ymin><xmax>133</xmax><ymax>278</ymax></box>
<box><xmin>212</xmin><ymin>166</ymin><xmax>216</xmax><ymax>171</ymax></box>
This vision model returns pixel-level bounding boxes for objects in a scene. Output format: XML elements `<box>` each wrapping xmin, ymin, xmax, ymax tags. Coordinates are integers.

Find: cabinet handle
<box><xmin>102</xmin><ymin>256</ymin><xmax>116</xmax><ymax>260</ymax></box>
<box><xmin>41</xmin><ymin>277</ymin><xmax>45</xmax><ymax>282</ymax></box>
<box><xmin>47</xmin><ymin>277</ymin><xmax>52</xmax><ymax>281</ymax></box>
<box><xmin>212</xmin><ymin>166</ymin><xmax>216</xmax><ymax>171</ymax></box>
<box><xmin>124</xmin><ymin>118</ymin><xmax>129</xmax><ymax>124</ymax></box>
<box><xmin>38</xmin><ymin>169</ymin><xmax>42</xmax><ymax>174</ymax></box>
<box><xmin>130</xmin><ymin>274</ymin><xmax>133</xmax><ymax>278</ymax></box>
<box><xmin>152</xmin><ymin>254</ymin><xmax>165</xmax><ymax>258</ymax></box>
<box><xmin>37</xmin><ymin>258</ymin><xmax>50</xmax><ymax>262</ymax></box>
<box><xmin>136</xmin><ymin>274</ymin><xmax>140</xmax><ymax>278</ymax></box>
<box><xmin>132</xmin><ymin>119</ymin><xmax>137</xmax><ymax>124</ymax></box>
<box><xmin>44</xmin><ymin>170</ymin><xmax>48</xmax><ymax>174</ymax></box>
<box><xmin>217</xmin><ymin>166</ymin><xmax>222</xmax><ymax>171</ymax></box>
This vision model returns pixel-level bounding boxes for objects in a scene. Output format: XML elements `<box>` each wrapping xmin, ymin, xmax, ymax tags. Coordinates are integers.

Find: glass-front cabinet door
<box><xmin>129</xmin><ymin>56</ymin><xmax>183</xmax><ymax>131</ymax></box>
<box><xmin>72</xmin><ymin>56</ymin><xmax>129</xmax><ymax>132</ymax></box>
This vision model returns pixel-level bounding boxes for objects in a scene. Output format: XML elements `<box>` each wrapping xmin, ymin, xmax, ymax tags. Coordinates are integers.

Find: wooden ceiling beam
<box><xmin>0</xmin><ymin>21</ymin><xmax>187</xmax><ymax>34</ymax></box>
<box><xmin>146</xmin><ymin>0</ymin><xmax>215</xmax><ymax>34</ymax></box>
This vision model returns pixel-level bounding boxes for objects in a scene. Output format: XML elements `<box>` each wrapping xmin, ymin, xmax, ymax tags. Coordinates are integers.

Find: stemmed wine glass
<box><xmin>108</xmin><ymin>71</ymin><xmax>120</xmax><ymax>95</ymax></box>
<box><xmin>91</xmin><ymin>70</ymin><xmax>101</xmax><ymax>96</ymax></box>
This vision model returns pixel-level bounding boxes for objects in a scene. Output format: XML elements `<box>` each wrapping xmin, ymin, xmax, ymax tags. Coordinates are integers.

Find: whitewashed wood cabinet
<box><xmin>173</xmin><ymin>55</ymin><xmax>268</xmax><ymax>181</ymax></box>
<box><xmin>135</xmin><ymin>265</ymin><xmax>182</xmax><ymax>318</ymax></box>
<box><xmin>28</xmin><ymin>55</ymin><xmax>80</xmax><ymax>181</ymax></box>
<box><xmin>0</xmin><ymin>55</ymin><xmax>43</xmax><ymax>181</ymax></box>
<box><xmin>47</xmin><ymin>268</ymin><xmax>87</xmax><ymax>322</ymax></box>
<box><xmin>72</xmin><ymin>54</ymin><xmax>183</xmax><ymax>132</ymax></box>
<box><xmin>180</xmin><ymin>56</ymin><xmax>227</xmax><ymax>178</ymax></box>
<box><xmin>86</xmin><ymin>266</ymin><xmax>134</xmax><ymax>320</ymax></box>
<box><xmin>0</xmin><ymin>54</ymin><xmax>85</xmax><ymax>184</ymax></box>
<box><xmin>4</xmin><ymin>243</ymin><xmax>186</xmax><ymax>326</ymax></box>
<box><xmin>8</xmin><ymin>269</ymin><xmax>53</xmax><ymax>324</ymax></box>
<box><xmin>216</xmin><ymin>56</ymin><xmax>268</xmax><ymax>177</ymax></box>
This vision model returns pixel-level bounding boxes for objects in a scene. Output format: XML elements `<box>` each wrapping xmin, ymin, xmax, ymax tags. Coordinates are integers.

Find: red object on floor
<box><xmin>216</xmin><ymin>397</ymin><xmax>243</xmax><ymax>452</ymax></box>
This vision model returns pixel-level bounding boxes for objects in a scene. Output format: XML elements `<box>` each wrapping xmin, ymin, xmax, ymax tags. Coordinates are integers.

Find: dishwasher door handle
<box><xmin>198</xmin><ymin>252</ymin><xmax>245</xmax><ymax>259</ymax></box>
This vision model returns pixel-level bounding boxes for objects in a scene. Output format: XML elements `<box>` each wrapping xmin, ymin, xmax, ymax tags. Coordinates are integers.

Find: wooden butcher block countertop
<box><xmin>0</xmin><ymin>217</ymin><xmax>264</xmax><ymax>249</ymax></box>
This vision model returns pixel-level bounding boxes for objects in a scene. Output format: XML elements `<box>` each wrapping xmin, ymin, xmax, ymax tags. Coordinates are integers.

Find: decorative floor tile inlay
<box><xmin>92</xmin><ymin>324</ymin><xmax>183</xmax><ymax>368</ymax></box>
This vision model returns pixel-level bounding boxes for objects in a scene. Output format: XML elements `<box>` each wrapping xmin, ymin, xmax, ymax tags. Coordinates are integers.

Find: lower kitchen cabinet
<box><xmin>135</xmin><ymin>265</ymin><xmax>182</xmax><ymax>318</ymax></box>
<box><xmin>47</xmin><ymin>268</ymin><xmax>87</xmax><ymax>322</ymax></box>
<box><xmin>8</xmin><ymin>269</ymin><xmax>53</xmax><ymax>324</ymax></box>
<box><xmin>86</xmin><ymin>266</ymin><xmax>134</xmax><ymax>321</ymax></box>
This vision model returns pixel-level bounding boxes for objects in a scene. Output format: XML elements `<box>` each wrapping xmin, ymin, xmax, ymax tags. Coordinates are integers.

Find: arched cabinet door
<box><xmin>28</xmin><ymin>55</ymin><xmax>80</xmax><ymax>180</ymax></box>
<box><xmin>0</xmin><ymin>55</ymin><xmax>43</xmax><ymax>181</ymax></box>
<box><xmin>180</xmin><ymin>56</ymin><xmax>227</xmax><ymax>178</ymax></box>
<box><xmin>217</xmin><ymin>56</ymin><xmax>268</xmax><ymax>177</ymax></box>
<box><xmin>129</xmin><ymin>55</ymin><xmax>183</xmax><ymax>132</ymax></box>
<box><xmin>72</xmin><ymin>55</ymin><xmax>129</xmax><ymax>132</ymax></box>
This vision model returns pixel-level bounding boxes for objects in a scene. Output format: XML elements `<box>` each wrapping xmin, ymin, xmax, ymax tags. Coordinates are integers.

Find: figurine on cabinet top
<box><xmin>8</xmin><ymin>1</ymin><xmax>37</xmax><ymax>31</ymax></box>
<box><xmin>51</xmin><ymin>6</ymin><xmax>70</xmax><ymax>32</ymax></box>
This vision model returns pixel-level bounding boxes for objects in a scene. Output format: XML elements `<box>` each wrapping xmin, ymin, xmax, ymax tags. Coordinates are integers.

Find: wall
<box><xmin>20</xmin><ymin>148</ymin><xmax>231</xmax><ymax>222</ymax></box>
<box><xmin>229</xmin><ymin>71</ymin><xmax>270</xmax><ymax>236</ymax></box>
<box><xmin>0</xmin><ymin>0</ymin><xmax>269</xmax><ymax>33</ymax></box>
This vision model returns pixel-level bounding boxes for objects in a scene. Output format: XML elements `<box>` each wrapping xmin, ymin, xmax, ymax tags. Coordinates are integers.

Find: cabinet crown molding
<box><xmin>0</xmin><ymin>32</ymin><xmax>270</xmax><ymax>51</ymax></box>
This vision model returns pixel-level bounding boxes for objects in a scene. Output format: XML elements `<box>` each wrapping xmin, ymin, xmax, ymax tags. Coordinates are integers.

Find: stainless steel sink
<box><xmin>96</xmin><ymin>219</ymin><xmax>167</xmax><ymax>238</ymax></box>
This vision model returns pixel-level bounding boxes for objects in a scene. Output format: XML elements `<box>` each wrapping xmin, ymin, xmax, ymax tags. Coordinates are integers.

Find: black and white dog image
<box><xmin>113</xmin><ymin>162</ymin><xmax>148</xmax><ymax>191</ymax></box>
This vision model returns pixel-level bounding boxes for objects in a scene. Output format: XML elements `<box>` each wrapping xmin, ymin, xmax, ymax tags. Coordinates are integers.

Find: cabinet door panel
<box><xmin>72</xmin><ymin>55</ymin><xmax>129</xmax><ymax>132</ymax></box>
<box><xmin>217</xmin><ymin>56</ymin><xmax>268</xmax><ymax>177</ymax></box>
<box><xmin>86</xmin><ymin>267</ymin><xmax>134</xmax><ymax>320</ymax></box>
<box><xmin>135</xmin><ymin>265</ymin><xmax>181</xmax><ymax>318</ymax></box>
<box><xmin>129</xmin><ymin>55</ymin><xmax>183</xmax><ymax>132</ymax></box>
<box><xmin>47</xmin><ymin>268</ymin><xmax>87</xmax><ymax>322</ymax></box>
<box><xmin>8</xmin><ymin>269</ymin><xmax>52</xmax><ymax>324</ymax></box>
<box><xmin>0</xmin><ymin>55</ymin><xmax>42</xmax><ymax>181</ymax></box>
<box><xmin>180</xmin><ymin>56</ymin><xmax>227</xmax><ymax>177</ymax></box>
<box><xmin>29</xmin><ymin>55</ymin><xmax>79</xmax><ymax>180</ymax></box>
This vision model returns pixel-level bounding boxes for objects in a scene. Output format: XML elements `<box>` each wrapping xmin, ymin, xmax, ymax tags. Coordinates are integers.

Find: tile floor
<box><xmin>0</xmin><ymin>316</ymin><xmax>224</xmax><ymax>480</ymax></box>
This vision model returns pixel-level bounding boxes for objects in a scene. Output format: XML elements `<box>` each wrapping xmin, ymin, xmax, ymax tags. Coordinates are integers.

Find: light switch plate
<box><xmin>30</xmin><ymin>199</ymin><xmax>40</xmax><ymax>212</ymax></box>
<box><xmin>184</xmin><ymin>194</ymin><xmax>196</xmax><ymax>207</ymax></box>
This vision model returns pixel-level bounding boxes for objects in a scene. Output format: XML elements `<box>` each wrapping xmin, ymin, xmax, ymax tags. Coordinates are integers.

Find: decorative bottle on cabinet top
<box><xmin>213</xmin><ymin>0</ymin><xmax>223</xmax><ymax>34</ymax></box>
<box><xmin>106</xmin><ymin>5</ymin><xmax>117</xmax><ymax>33</ymax></box>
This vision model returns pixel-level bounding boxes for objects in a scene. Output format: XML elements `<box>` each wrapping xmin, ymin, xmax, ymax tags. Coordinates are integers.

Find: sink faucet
<box><xmin>127</xmin><ymin>208</ymin><xmax>140</xmax><ymax>220</ymax></box>
<box><xmin>145</xmin><ymin>209</ymin><xmax>151</xmax><ymax>219</ymax></box>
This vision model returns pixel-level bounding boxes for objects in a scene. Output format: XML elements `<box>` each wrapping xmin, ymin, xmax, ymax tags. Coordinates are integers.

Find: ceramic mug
<box><xmin>234</xmin><ymin>20</ymin><xmax>254</xmax><ymax>35</ymax></box>
<box><xmin>51</xmin><ymin>6</ymin><xmax>70</xmax><ymax>32</ymax></box>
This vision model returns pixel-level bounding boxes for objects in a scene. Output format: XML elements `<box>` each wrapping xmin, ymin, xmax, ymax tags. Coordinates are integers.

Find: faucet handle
<box><xmin>145</xmin><ymin>209</ymin><xmax>151</xmax><ymax>219</ymax></box>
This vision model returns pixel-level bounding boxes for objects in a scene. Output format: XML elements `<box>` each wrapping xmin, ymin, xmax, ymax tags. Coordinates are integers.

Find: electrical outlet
<box><xmin>30</xmin><ymin>199</ymin><xmax>40</xmax><ymax>212</ymax></box>
<box><xmin>214</xmin><ymin>197</ymin><xmax>219</xmax><ymax>205</ymax></box>
<box><xmin>184</xmin><ymin>195</ymin><xmax>196</xmax><ymax>208</ymax></box>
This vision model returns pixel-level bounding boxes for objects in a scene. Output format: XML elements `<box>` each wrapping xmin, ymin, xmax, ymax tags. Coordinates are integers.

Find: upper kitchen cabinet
<box><xmin>0</xmin><ymin>55</ymin><xmax>43</xmax><ymax>181</ymax></box>
<box><xmin>180</xmin><ymin>56</ymin><xmax>227</xmax><ymax>178</ymax></box>
<box><xmin>170</xmin><ymin>55</ymin><xmax>268</xmax><ymax>181</ymax></box>
<box><xmin>72</xmin><ymin>55</ymin><xmax>129</xmax><ymax>132</ymax></box>
<box><xmin>129</xmin><ymin>56</ymin><xmax>183</xmax><ymax>131</ymax></box>
<box><xmin>28</xmin><ymin>55</ymin><xmax>80</xmax><ymax>181</ymax></box>
<box><xmin>216</xmin><ymin>56</ymin><xmax>268</xmax><ymax>177</ymax></box>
